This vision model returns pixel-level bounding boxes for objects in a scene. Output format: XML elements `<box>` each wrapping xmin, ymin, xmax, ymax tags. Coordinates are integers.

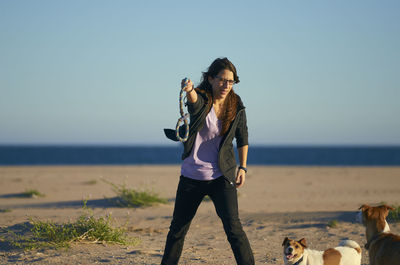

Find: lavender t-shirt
<box><xmin>181</xmin><ymin>106</ymin><xmax>223</xmax><ymax>180</ymax></box>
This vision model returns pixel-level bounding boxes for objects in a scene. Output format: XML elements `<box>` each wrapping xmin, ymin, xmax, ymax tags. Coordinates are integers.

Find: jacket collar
<box><xmin>236</xmin><ymin>94</ymin><xmax>246</xmax><ymax>111</ymax></box>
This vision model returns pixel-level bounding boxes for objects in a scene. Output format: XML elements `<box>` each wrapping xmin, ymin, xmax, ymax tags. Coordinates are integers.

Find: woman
<box><xmin>162</xmin><ymin>57</ymin><xmax>254</xmax><ymax>265</ymax></box>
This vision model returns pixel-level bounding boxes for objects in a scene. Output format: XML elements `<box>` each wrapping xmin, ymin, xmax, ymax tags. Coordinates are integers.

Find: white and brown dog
<box><xmin>282</xmin><ymin>237</ymin><xmax>361</xmax><ymax>265</ymax></box>
<box><xmin>358</xmin><ymin>204</ymin><xmax>400</xmax><ymax>265</ymax></box>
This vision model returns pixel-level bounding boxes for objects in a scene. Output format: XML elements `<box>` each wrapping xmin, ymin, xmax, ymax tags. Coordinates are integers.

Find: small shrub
<box><xmin>388</xmin><ymin>205</ymin><xmax>400</xmax><ymax>223</ymax></box>
<box><xmin>22</xmin><ymin>190</ymin><xmax>45</xmax><ymax>198</ymax></box>
<box><xmin>327</xmin><ymin>220</ymin><xmax>338</xmax><ymax>228</ymax></box>
<box><xmin>7</xmin><ymin>202</ymin><xmax>139</xmax><ymax>250</ymax></box>
<box><xmin>83</xmin><ymin>180</ymin><xmax>98</xmax><ymax>185</ymax></box>
<box><xmin>0</xmin><ymin>209</ymin><xmax>11</xmax><ymax>213</ymax></box>
<box><xmin>103</xmin><ymin>180</ymin><xmax>167</xmax><ymax>208</ymax></box>
<box><xmin>203</xmin><ymin>195</ymin><xmax>211</xmax><ymax>202</ymax></box>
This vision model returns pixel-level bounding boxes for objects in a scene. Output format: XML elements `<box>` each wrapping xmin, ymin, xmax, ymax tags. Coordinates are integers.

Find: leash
<box><xmin>175</xmin><ymin>78</ymin><xmax>190</xmax><ymax>142</ymax></box>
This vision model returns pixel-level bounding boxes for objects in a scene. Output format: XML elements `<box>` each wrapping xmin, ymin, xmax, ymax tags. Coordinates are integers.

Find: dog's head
<box><xmin>282</xmin><ymin>237</ymin><xmax>306</xmax><ymax>264</ymax></box>
<box><xmin>358</xmin><ymin>204</ymin><xmax>393</xmax><ymax>244</ymax></box>
<box><xmin>358</xmin><ymin>204</ymin><xmax>393</xmax><ymax>230</ymax></box>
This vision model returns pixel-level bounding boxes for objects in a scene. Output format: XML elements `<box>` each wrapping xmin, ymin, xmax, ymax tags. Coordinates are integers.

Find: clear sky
<box><xmin>1</xmin><ymin>0</ymin><xmax>399</xmax><ymax>146</ymax></box>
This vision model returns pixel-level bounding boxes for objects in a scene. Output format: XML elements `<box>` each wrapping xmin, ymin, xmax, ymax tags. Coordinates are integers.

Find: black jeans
<box><xmin>161</xmin><ymin>176</ymin><xmax>254</xmax><ymax>265</ymax></box>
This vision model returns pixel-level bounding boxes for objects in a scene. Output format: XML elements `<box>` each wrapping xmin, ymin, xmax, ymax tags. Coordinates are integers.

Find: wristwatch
<box><xmin>238</xmin><ymin>166</ymin><xmax>247</xmax><ymax>173</ymax></box>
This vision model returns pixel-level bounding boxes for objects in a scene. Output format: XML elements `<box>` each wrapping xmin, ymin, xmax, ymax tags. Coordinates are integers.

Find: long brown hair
<box><xmin>196</xmin><ymin>57</ymin><xmax>240</xmax><ymax>136</ymax></box>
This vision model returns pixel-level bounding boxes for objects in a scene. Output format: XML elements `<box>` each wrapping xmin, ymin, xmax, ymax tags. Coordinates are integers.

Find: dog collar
<box><xmin>293</xmin><ymin>256</ymin><xmax>304</xmax><ymax>265</ymax></box>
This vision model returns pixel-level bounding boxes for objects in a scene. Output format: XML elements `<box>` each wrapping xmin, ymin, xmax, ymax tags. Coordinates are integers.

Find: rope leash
<box><xmin>175</xmin><ymin>78</ymin><xmax>190</xmax><ymax>142</ymax></box>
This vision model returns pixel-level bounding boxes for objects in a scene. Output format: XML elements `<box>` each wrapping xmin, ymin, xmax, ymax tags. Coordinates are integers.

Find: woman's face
<box><xmin>208</xmin><ymin>69</ymin><xmax>235</xmax><ymax>101</ymax></box>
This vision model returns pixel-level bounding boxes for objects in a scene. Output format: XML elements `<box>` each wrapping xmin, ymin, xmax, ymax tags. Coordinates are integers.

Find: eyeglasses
<box><xmin>215</xmin><ymin>76</ymin><xmax>235</xmax><ymax>86</ymax></box>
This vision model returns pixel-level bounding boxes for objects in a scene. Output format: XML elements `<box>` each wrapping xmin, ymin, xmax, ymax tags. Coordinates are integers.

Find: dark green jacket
<box><xmin>164</xmin><ymin>90</ymin><xmax>248</xmax><ymax>183</ymax></box>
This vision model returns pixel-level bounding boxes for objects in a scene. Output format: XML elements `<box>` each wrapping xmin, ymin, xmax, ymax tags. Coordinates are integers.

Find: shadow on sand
<box><xmin>242</xmin><ymin>211</ymin><xmax>359</xmax><ymax>228</ymax></box>
<box><xmin>3</xmin><ymin>197</ymin><xmax>127</xmax><ymax>209</ymax></box>
<box><xmin>2</xmin><ymin>194</ymin><xmax>175</xmax><ymax>211</ymax></box>
<box><xmin>0</xmin><ymin>193</ymin><xmax>37</xmax><ymax>199</ymax></box>
<box><xmin>0</xmin><ymin>222</ymin><xmax>33</xmax><ymax>252</ymax></box>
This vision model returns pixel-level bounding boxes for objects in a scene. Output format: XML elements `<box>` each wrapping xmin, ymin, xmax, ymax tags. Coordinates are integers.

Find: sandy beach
<box><xmin>0</xmin><ymin>165</ymin><xmax>399</xmax><ymax>264</ymax></box>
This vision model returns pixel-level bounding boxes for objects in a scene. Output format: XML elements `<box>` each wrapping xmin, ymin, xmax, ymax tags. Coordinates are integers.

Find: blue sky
<box><xmin>1</xmin><ymin>0</ymin><xmax>399</xmax><ymax>145</ymax></box>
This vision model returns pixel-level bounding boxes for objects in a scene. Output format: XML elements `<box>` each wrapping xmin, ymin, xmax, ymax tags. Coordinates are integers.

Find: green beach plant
<box><xmin>388</xmin><ymin>204</ymin><xmax>400</xmax><ymax>223</ymax></box>
<box><xmin>7</xmin><ymin>201</ymin><xmax>139</xmax><ymax>250</ymax></box>
<box><xmin>327</xmin><ymin>220</ymin><xmax>338</xmax><ymax>228</ymax></box>
<box><xmin>21</xmin><ymin>189</ymin><xmax>45</xmax><ymax>198</ymax></box>
<box><xmin>203</xmin><ymin>195</ymin><xmax>211</xmax><ymax>202</ymax></box>
<box><xmin>83</xmin><ymin>179</ymin><xmax>98</xmax><ymax>185</ymax></box>
<box><xmin>103</xmin><ymin>179</ymin><xmax>168</xmax><ymax>208</ymax></box>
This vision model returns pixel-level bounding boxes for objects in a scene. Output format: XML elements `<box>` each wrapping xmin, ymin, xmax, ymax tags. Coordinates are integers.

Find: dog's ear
<box><xmin>359</xmin><ymin>204</ymin><xmax>370</xmax><ymax>212</ymax></box>
<box><xmin>379</xmin><ymin>204</ymin><xmax>395</xmax><ymax>218</ymax></box>
<box><xmin>381</xmin><ymin>204</ymin><xmax>395</xmax><ymax>211</ymax></box>
<box><xmin>282</xmin><ymin>237</ymin><xmax>289</xmax><ymax>246</ymax></box>
<box><xmin>299</xmin><ymin>238</ymin><xmax>307</xmax><ymax>248</ymax></box>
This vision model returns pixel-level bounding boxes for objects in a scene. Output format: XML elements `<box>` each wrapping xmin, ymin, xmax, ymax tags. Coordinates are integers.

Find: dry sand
<box><xmin>0</xmin><ymin>166</ymin><xmax>399</xmax><ymax>264</ymax></box>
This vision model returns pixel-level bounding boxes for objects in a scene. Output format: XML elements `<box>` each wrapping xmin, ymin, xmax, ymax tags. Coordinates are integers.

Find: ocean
<box><xmin>0</xmin><ymin>145</ymin><xmax>400</xmax><ymax>166</ymax></box>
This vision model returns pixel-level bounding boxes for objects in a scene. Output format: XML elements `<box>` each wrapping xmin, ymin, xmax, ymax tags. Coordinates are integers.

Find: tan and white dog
<box><xmin>358</xmin><ymin>204</ymin><xmax>400</xmax><ymax>265</ymax></box>
<box><xmin>282</xmin><ymin>237</ymin><xmax>361</xmax><ymax>265</ymax></box>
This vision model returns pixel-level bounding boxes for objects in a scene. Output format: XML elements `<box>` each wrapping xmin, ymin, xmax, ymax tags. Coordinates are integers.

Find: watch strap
<box><xmin>238</xmin><ymin>166</ymin><xmax>247</xmax><ymax>173</ymax></box>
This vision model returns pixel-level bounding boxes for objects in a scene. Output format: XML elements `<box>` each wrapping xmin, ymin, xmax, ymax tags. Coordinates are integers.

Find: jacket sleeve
<box><xmin>187</xmin><ymin>90</ymin><xmax>205</xmax><ymax>116</ymax></box>
<box><xmin>235</xmin><ymin>110</ymin><xmax>249</xmax><ymax>148</ymax></box>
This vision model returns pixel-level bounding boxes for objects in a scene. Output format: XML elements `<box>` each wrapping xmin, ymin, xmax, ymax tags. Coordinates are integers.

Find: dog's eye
<box><xmin>295</xmin><ymin>246</ymin><xmax>299</xmax><ymax>249</ymax></box>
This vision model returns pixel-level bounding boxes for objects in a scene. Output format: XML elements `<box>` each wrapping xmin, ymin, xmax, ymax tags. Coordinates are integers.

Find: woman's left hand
<box><xmin>236</xmin><ymin>169</ymin><xmax>246</xmax><ymax>188</ymax></box>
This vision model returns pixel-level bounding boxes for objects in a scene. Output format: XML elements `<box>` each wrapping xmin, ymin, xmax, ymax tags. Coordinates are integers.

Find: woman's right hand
<box><xmin>181</xmin><ymin>78</ymin><xmax>194</xmax><ymax>92</ymax></box>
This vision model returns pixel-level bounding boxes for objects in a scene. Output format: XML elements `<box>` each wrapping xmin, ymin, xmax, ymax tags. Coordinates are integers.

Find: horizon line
<box><xmin>1</xmin><ymin>143</ymin><xmax>400</xmax><ymax>148</ymax></box>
